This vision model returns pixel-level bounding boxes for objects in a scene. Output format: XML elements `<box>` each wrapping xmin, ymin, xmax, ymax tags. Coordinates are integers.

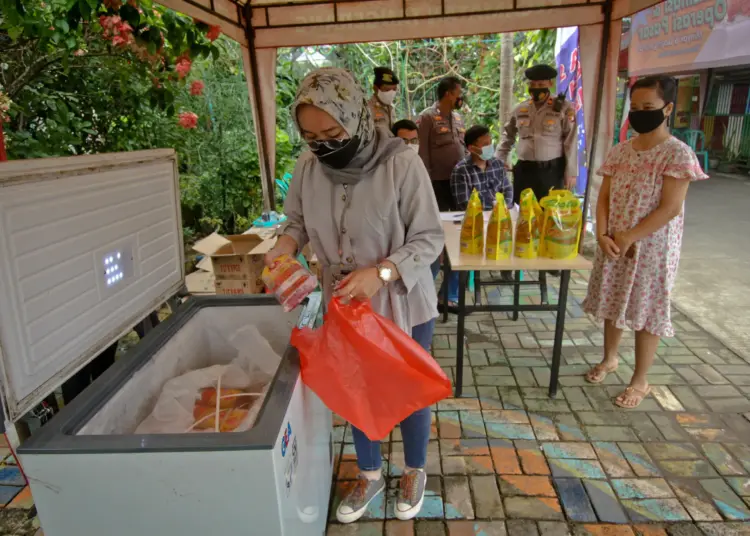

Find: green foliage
<box><xmin>276</xmin><ymin>31</ymin><xmax>556</xmax><ymax>142</ymax></box>
<box><xmin>2</xmin><ymin>2</ymin><xmax>558</xmax><ymax>240</ymax></box>
<box><xmin>0</xmin><ymin>0</ymin><xmax>288</xmax><ymax>236</ymax></box>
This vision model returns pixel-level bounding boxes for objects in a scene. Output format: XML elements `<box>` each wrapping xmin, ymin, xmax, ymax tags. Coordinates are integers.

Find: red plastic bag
<box><xmin>291</xmin><ymin>298</ymin><xmax>452</xmax><ymax>441</ymax></box>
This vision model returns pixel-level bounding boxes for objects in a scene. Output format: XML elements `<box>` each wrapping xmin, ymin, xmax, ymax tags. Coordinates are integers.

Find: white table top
<box><xmin>442</xmin><ymin>216</ymin><xmax>593</xmax><ymax>272</ymax></box>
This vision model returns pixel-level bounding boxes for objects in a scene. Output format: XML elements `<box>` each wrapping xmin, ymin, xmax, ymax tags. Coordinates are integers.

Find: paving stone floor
<box><xmin>326</xmin><ymin>272</ymin><xmax>750</xmax><ymax>536</ymax></box>
<box><xmin>6</xmin><ymin>272</ymin><xmax>750</xmax><ymax>536</ymax></box>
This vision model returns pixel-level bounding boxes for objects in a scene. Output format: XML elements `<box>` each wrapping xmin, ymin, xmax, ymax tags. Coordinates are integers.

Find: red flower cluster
<box><xmin>206</xmin><ymin>25</ymin><xmax>221</xmax><ymax>42</ymax></box>
<box><xmin>190</xmin><ymin>80</ymin><xmax>205</xmax><ymax>96</ymax></box>
<box><xmin>175</xmin><ymin>56</ymin><xmax>192</xmax><ymax>79</ymax></box>
<box><xmin>178</xmin><ymin>112</ymin><xmax>199</xmax><ymax>129</ymax></box>
<box><xmin>99</xmin><ymin>15</ymin><xmax>134</xmax><ymax>48</ymax></box>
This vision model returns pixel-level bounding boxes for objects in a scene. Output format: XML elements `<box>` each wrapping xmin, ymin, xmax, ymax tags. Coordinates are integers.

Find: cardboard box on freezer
<box><xmin>192</xmin><ymin>232</ymin><xmax>276</xmax><ymax>295</ymax></box>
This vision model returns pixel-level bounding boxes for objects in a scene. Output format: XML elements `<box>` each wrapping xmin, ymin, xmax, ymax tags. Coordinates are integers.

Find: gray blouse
<box><xmin>283</xmin><ymin>149</ymin><xmax>445</xmax><ymax>333</ymax></box>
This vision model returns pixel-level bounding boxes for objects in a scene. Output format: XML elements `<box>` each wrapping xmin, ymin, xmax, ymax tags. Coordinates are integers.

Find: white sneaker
<box><xmin>394</xmin><ymin>469</ymin><xmax>426</xmax><ymax>521</ymax></box>
<box><xmin>336</xmin><ymin>474</ymin><xmax>385</xmax><ymax>524</ymax></box>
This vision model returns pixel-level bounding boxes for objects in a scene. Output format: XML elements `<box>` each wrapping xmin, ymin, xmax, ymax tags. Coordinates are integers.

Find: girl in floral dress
<box><xmin>582</xmin><ymin>76</ymin><xmax>708</xmax><ymax>408</ymax></box>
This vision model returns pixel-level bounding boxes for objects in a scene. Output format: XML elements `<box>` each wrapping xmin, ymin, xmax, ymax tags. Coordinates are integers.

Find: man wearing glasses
<box><xmin>392</xmin><ymin>119</ymin><xmax>419</xmax><ymax>151</ymax></box>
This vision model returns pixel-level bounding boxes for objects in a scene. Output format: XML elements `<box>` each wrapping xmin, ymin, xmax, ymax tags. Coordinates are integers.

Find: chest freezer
<box><xmin>18</xmin><ymin>295</ymin><xmax>333</xmax><ymax>536</ymax></box>
<box><xmin>0</xmin><ymin>150</ymin><xmax>333</xmax><ymax>536</ymax></box>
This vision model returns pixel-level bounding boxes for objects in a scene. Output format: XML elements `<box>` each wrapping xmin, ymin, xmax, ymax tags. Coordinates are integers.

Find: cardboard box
<box><xmin>192</xmin><ymin>232</ymin><xmax>276</xmax><ymax>295</ymax></box>
<box><xmin>214</xmin><ymin>279</ymin><xmax>264</xmax><ymax>296</ymax></box>
<box><xmin>243</xmin><ymin>227</ymin><xmax>277</xmax><ymax>240</ymax></box>
<box><xmin>185</xmin><ymin>270</ymin><xmax>215</xmax><ymax>295</ymax></box>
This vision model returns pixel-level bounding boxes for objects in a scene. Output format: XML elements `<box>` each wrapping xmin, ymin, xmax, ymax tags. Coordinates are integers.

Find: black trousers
<box><xmin>512</xmin><ymin>157</ymin><xmax>566</xmax><ymax>301</ymax></box>
<box><xmin>512</xmin><ymin>157</ymin><xmax>565</xmax><ymax>204</ymax></box>
<box><xmin>431</xmin><ymin>180</ymin><xmax>455</xmax><ymax>212</ymax></box>
<box><xmin>61</xmin><ymin>343</ymin><xmax>117</xmax><ymax>405</ymax></box>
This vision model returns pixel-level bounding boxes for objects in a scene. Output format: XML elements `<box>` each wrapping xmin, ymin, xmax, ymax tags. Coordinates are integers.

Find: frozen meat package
<box><xmin>135</xmin><ymin>323</ymin><xmax>281</xmax><ymax>434</ymax></box>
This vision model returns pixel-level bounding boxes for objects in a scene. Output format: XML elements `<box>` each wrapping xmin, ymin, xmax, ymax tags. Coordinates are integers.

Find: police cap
<box><xmin>374</xmin><ymin>67</ymin><xmax>399</xmax><ymax>86</ymax></box>
<box><xmin>525</xmin><ymin>64</ymin><xmax>557</xmax><ymax>81</ymax></box>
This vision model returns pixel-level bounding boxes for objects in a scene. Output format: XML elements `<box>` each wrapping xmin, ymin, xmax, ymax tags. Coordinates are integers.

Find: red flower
<box><xmin>206</xmin><ymin>25</ymin><xmax>221</xmax><ymax>42</ymax></box>
<box><xmin>190</xmin><ymin>80</ymin><xmax>205</xmax><ymax>96</ymax></box>
<box><xmin>175</xmin><ymin>56</ymin><xmax>192</xmax><ymax>79</ymax></box>
<box><xmin>112</xmin><ymin>35</ymin><xmax>129</xmax><ymax>47</ymax></box>
<box><xmin>179</xmin><ymin>112</ymin><xmax>199</xmax><ymax>129</ymax></box>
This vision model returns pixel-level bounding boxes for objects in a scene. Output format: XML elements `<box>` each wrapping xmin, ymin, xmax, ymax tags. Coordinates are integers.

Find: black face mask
<box><xmin>311</xmin><ymin>137</ymin><xmax>361</xmax><ymax>169</ymax></box>
<box><xmin>455</xmin><ymin>96</ymin><xmax>464</xmax><ymax>110</ymax></box>
<box><xmin>628</xmin><ymin>106</ymin><xmax>668</xmax><ymax>134</ymax></box>
<box><xmin>529</xmin><ymin>88</ymin><xmax>549</xmax><ymax>103</ymax></box>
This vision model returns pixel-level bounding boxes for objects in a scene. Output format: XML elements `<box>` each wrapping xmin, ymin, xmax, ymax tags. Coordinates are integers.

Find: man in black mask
<box><xmin>496</xmin><ymin>64</ymin><xmax>578</xmax><ymax>304</ymax></box>
<box><xmin>417</xmin><ymin>76</ymin><xmax>467</xmax><ymax>212</ymax></box>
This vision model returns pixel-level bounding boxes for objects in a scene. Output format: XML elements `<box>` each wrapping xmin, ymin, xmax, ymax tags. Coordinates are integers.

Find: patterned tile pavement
<box><xmin>0</xmin><ymin>435</ymin><xmax>41</xmax><ymax>536</ymax></box>
<box><xmin>5</xmin><ymin>272</ymin><xmax>750</xmax><ymax>536</ymax></box>
<box><xmin>327</xmin><ymin>272</ymin><xmax>750</xmax><ymax>536</ymax></box>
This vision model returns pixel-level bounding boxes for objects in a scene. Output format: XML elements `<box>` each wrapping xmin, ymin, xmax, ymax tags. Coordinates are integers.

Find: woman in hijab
<box><xmin>264</xmin><ymin>68</ymin><xmax>444</xmax><ymax>524</ymax></box>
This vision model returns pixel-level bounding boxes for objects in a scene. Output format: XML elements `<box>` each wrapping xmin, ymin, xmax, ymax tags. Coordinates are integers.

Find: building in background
<box><xmin>621</xmin><ymin>0</ymin><xmax>750</xmax><ymax>172</ymax></box>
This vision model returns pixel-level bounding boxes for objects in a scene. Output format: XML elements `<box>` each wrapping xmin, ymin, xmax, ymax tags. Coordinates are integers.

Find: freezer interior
<box><xmin>77</xmin><ymin>304</ymin><xmax>301</xmax><ymax>436</ymax></box>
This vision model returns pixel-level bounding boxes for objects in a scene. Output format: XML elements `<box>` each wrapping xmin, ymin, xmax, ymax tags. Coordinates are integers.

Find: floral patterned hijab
<box><xmin>292</xmin><ymin>67</ymin><xmax>406</xmax><ymax>184</ymax></box>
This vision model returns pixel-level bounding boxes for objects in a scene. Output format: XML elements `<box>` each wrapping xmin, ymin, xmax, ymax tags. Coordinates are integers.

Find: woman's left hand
<box><xmin>613</xmin><ymin>231</ymin><xmax>635</xmax><ymax>257</ymax></box>
<box><xmin>334</xmin><ymin>267</ymin><xmax>384</xmax><ymax>303</ymax></box>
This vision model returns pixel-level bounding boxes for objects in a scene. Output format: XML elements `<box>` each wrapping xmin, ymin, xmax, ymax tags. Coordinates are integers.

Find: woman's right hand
<box><xmin>263</xmin><ymin>235</ymin><xmax>299</xmax><ymax>268</ymax></box>
<box><xmin>597</xmin><ymin>235</ymin><xmax>621</xmax><ymax>260</ymax></box>
<box><xmin>264</xmin><ymin>248</ymin><xmax>283</xmax><ymax>268</ymax></box>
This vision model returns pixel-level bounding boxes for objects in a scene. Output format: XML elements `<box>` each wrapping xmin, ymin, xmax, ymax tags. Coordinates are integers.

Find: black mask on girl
<box><xmin>311</xmin><ymin>137</ymin><xmax>361</xmax><ymax>169</ymax></box>
<box><xmin>628</xmin><ymin>106</ymin><xmax>668</xmax><ymax>134</ymax></box>
<box><xmin>455</xmin><ymin>96</ymin><xmax>464</xmax><ymax>110</ymax></box>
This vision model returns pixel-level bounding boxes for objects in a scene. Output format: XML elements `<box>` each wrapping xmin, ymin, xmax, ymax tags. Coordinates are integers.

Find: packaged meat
<box><xmin>192</xmin><ymin>405</ymin><xmax>250</xmax><ymax>432</ymax></box>
<box><xmin>262</xmin><ymin>254</ymin><xmax>318</xmax><ymax>312</ymax></box>
<box><xmin>134</xmin><ymin>324</ymin><xmax>280</xmax><ymax>434</ymax></box>
<box><xmin>199</xmin><ymin>387</ymin><xmax>257</xmax><ymax>409</ymax></box>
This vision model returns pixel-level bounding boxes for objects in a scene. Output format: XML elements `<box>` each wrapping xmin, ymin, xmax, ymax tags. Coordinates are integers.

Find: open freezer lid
<box><xmin>0</xmin><ymin>149</ymin><xmax>185</xmax><ymax>422</ymax></box>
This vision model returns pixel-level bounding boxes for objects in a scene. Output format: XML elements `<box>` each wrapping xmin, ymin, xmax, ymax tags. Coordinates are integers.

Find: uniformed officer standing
<box><xmin>496</xmin><ymin>64</ymin><xmax>578</xmax><ymax>303</ymax></box>
<box><xmin>417</xmin><ymin>76</ymin><xmax>467</xmax><ymax>212</ymax></box>
<box><xmin>367</xmin><ymin>67</ymin><xmax>399</xmax><ymax>131</ymax></box>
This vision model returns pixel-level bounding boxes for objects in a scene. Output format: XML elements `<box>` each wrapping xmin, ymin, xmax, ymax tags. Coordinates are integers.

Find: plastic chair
<box><xmin>672</xmin><ymin>129</ymin><xmax>687</xmax><ymax>143</ymax></box>
<box><xmin>679</xmin><ymin>129</ymin><xmax>709</xmax><ymax>171</ymax></box>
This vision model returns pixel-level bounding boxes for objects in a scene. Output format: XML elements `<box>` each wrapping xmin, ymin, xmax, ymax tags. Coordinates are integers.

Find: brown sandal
<box><xmin>614</xmin><ymin>385</ymin><xmax>651</xmax><ymax>409</ymax></box>
<box><xmin>585</xmin><ymin>362</ymin><xmax>618</xmax><ymax>384</ymax></box>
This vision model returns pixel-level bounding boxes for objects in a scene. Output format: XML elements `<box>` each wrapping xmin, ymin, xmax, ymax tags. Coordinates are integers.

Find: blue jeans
<box><xmin>431</xmin><ymin>259</ymin><xmax>459</xmax><ymax>303</ymax></box>
<box><xmin>351</xmin><ymin>319</ymin><xmax>436</xmax><ymax>471</ymax></box>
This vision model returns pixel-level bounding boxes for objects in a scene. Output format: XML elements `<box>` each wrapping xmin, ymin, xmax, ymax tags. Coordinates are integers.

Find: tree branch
<box><xmin>7</xmin><ymin>48</ymin><xmax>67</xmax><ymax>99</ymax></box>
<box><xmin>354</xmin><ymin>43</ymin><xmax>379</xmax><ymax>67</ymax></box>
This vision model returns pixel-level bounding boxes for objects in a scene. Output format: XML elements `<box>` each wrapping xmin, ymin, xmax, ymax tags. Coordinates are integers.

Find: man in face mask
<box><xmin>416</xmin><ymin>76</ymin><xmax>467</xmax><ymax>212</ymax></box>
<box><xmin>450</xmin><ymin>125</ymin><xmax>512</xmax><ymax>211</ymax></box>
<box><xmin>495</xmin><ymin>63</ymin><xmax>578</xmax><ymax>303</ymax></box>
<box><xmin>392</xmin><ymin>119</ymin><xmax>420</xmax><ymax>152</ymax></box>
<box><xmin>368</xmin><ymin>67</ymin><xmax>399</xmax><ymax>131</ymax></box>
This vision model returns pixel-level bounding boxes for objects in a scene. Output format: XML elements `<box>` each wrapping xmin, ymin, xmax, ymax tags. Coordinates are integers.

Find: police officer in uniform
<box><xmin>367</xmin><ymin>67</ymin><xmax>399</xmax><ymax>131</ymax></box>
<box><xmin>417</xmin><ymin>76</ymin><xmax>466</xmax><ymax>212</ymax></box>
<box><xmin>496</xmin><ymin>64</ymin><xmax>578</xmax><ymax>303</ymax></box>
